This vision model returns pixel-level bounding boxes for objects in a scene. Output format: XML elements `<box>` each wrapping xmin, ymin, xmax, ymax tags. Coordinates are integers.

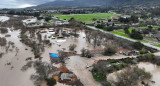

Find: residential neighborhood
<box><xmin>0</xmin><ymin>0</ymin><xmax>160</xmax><ymax>86</ymax></box>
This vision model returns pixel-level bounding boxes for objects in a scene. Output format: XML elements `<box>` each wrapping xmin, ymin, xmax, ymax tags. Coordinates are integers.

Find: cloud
<box><xmin>18</xmin><ymin>4</ymin><xmax>36</xmax><ymax>8</ymax></box>
<box><xmin>0</xmin><ymin>0</ymin><xmax>55</xmax><ymax>8</ymax></box>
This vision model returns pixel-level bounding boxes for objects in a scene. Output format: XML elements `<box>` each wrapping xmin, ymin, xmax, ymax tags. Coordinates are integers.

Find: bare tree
<box><xmin>113</xmin><ymin>66</ymin><xmax>152</xmax><ymax>86</ymax></box>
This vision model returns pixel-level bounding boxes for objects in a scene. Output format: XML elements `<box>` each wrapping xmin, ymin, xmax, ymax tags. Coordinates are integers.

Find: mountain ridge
<box><xmin>32</xmin><ymin>0</ymin><xmax>160</xmax><ymax>9</ymax></box>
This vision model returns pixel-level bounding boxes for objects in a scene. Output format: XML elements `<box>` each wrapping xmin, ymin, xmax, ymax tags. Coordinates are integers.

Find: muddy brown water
<box><xmin>107</xmin><ymin>62</ymin><xmax>160</xmax><ymax>86</ymax></box>
<box><xmin>0</xmin><ymin>28</ymin><xmax>97</xmax><ymax>86</ymax></box>
<box><xmin>138</xmin><ymin>62</ymin><xmax>160</xmax><ymax>86</ymax></box>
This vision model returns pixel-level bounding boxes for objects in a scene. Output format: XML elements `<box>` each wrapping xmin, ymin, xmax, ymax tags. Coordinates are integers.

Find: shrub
<box><xmin>46</xmin><ymin>78</ymin><xmax>57</xmax><ymax>86</ymax></box>
<box><xmin>130</xmin><ymin>29</ymin><xmax>143</xmax><ymax>40</ymax></box>
<box><xmin>81</xmin><ymin>48</ymin><xmax>86</xmax><ymax>57</ymax></box>
<box><xmin>81</xmin><ymin>48</ymin><xmax>91</xmax><ymax>58</ymax></box>
<box><xmin>0</xmin><ymin>28</ymin><xmax>8</xmax><ymax>33</ymax></box>
<box><xmin>69</xmin><ymin>44</ymin><xmax>77</xmax><ymax>51</ymax></box>
<box><xmin>133</xmin><ymin>42</ymin><xmax>144</xmax><ymax>50</ymax></box>
<box><xmin>0</xmin><ymin>37</ymin><xmax>7</xmax><ymax>46</ymax></box>
<box><xmin>104</xmin><ymin>43</ymin><xmax>117</xmax><ymax>56</ymax></box>
<box><xmin>140</xmin><ymin>50</ymin><xmax>145</xmax><ymax>54</ymax></box>
<box><xmin>124</xmin><ymin>26</ymin><xmax>130</xmax><ymax>34</ymax></box>
<box><xmin>96</xmin><ymin>24</ymin><xmax>105</xmax><ymax>29</ymax></box>
<box><xmin>113</xmin><ymin>66</ymin><xmax>152</xmax><ymax>86</ymax></box>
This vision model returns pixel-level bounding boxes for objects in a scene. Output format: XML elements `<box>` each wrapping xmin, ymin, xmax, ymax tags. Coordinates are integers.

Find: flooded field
<box><xmin>107</xmin><ymin>62</ymin><xmax>160</xmax><ymax>86</ymax></box>
<box><xmin>0</xmin><ymin>16</ymin><xmax>10</xmax><ymax>22</ymax></box>
<box><xmin>0</xmin><ymin>27</ymin><xmax>98</xmax><ymax>86</ymax></box>
<box><xmin>138</xmin><ymin>62</ymin><xmax>160</xmax><ymax>86</ymax></box>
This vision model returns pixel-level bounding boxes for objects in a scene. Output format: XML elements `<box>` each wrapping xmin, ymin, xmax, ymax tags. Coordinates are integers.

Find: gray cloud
<box><xmin>0</xmin><ymin>0</ymin><xmax>55</xmax><ymax>8</ymax></box>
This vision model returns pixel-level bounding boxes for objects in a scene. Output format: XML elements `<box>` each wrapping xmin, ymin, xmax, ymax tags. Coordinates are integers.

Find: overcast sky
<box><xmin>0</xmin><ymin>0</ymin><xmax>55</xmax><ymax>8</ymax></box>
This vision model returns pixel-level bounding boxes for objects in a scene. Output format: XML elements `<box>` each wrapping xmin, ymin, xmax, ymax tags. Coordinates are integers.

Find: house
<box><xmin>53</xmin><ymin>21</ymin><xmax>63</xmax><ymax>26</ymax></box>
<box><xmin>121</xmin><ymin>15</ymin><xmax>131</xmax><ymax>19</ymax></box>
<box><xmin>60</xmin><ymin>72</ymin><xmax>74</xmax><ymax>81</ymax></box>
<box><xmin>111</xmin><ymin>16</ymin><xmax>119</xmax><ymax>22</ymax></box>
<box><xmin>63</xmin><ymin>21</ymin><xmax>69</xmax><ymax>25</ymax></box>
<box><xmin>23</xmin><ymin>18</ymin><xmax>45</xmax><ymax>27</ymax></box>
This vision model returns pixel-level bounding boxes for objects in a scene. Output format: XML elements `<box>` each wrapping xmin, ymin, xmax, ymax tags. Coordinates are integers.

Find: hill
<box><xmin>33</xmin><ymin>0</ymin><xmax>160</xmax><ymax>9</ymax></box>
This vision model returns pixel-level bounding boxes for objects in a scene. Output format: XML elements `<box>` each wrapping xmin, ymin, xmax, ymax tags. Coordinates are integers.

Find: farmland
<box><xmin>54</xmin><ymin>13</ymin><xmax>118</xmax><ymax>23</ymax></box>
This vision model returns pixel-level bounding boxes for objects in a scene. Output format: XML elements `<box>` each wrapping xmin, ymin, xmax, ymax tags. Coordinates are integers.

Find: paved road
<box><xmin>87</xmin><ymin>26</ymin><xmax>160</xmax><ymax>51</ymax></box>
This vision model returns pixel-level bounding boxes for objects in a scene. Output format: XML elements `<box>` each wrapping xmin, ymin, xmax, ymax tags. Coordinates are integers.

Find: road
<box><xmin>87</xmin><ymin>26</ymin><xmax>160</xmax><ymax>51</ymax></box>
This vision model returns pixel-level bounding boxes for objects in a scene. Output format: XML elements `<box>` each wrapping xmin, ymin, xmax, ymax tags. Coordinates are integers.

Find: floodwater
<box><xmin>107</xmin><ymin>62</ymin><xmax>160</xmax><ymax>86</ymax></box>
<box><xmin>0</xmin><ymin>16</ymin><xmax>10</xmax><ymax>22</ymax></box>
<box><xmin>0</xmin><ymin>29</ymin><xmax>35</xmax><ymax>86</ymax></box>
<box><xmin>40</xmin><ymin>29</ymin><xmax>98</xmax><ymax>62</ymax></box>
<box><xmin>0</xmin><ymin>27</ymin><xmax>97</xmax><ymax>86</ymax></box>
<box><xmin>138</xmin><ymin>62</ymin><xmax>160</xmax><ymax>86</ymax></box>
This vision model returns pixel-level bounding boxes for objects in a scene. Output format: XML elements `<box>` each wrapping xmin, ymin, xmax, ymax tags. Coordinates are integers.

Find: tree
<box><xmin>130</xmin><ymin>29</ymin><xmax>143</xmax><ymax>40</ymax></box>
<box><xmin>113</xmin><ymin>66</ymin><xmax>152</xmax><ymax>86</ymax></box>
<box><xmin>58</xmin><ymin>50</ymin><xmax>67</xmax><ymax>63</ymax></box>
<box><xmin>105</xmin><ymin>26</ymin><xmax>115</xmax><ymax>31</ymax></box>
<box><xmin>148</xmin><ymin>25</ymin><xmax>153</xmax><ymax>31</ymax></box>
<box><xmin>21</xmin><ymin>61</ymin><xmax>57</xmax><ymax>84</ymax></box>
<box><xmin>142</xmin><ymin>29</ymin><xmax>149</xmax><ymax>36</ymax></box>
<box><xmin>69</xmin><ymin>44</ymin><xmax>77</xmax><ymax>51</ymax></box>
<box><xmin>8</xmin><ymin>10</ymin><xmax>15</xmax><ymax>15</ymax></box>
<box><xmin>81</xmin><ymin>48</ymin><xmax>86</xmax><ymax>57</ymax></box>
<box><xmin>45</xmin><ymin>17</ymin><xmax>52</xmax><ymax>22</ymax></box>
<box><xmin>46</xmin><ymin>78</ymin><xmax>57</xmax><ymax>86</ymax></box>
<box><xmin>104</xmin><ymin>42</ymin><xmax>117</xmax><ymax>55</ymax></box>
<box><xmin>133</xmin><ymin>42</ymin><xmax>144</xmax><ymax>50</ymax></box>
<box><xmin>92</xmin><ymin>18</ymin><xmax>97</xmax><ymax>21</ymax></box>
<box><xmin>81</xmin><ymin>48</ymin><xmax>91</xmax><ymax>58</ymax></box>
<box><xmin>0</xmin><ymin>37</ymin><xmax>7</xmax><ymax>46</ymax></box>
<box><xmin>124</xmin><ymin>26</ymin><xmax>130</xmax><ymax>34</ymax></box>
<box><xmin>96</xmin><ymin>24</ymin><xmax>105</xmax><ymax>29</ymax></box>
<box><xmin>130</xmin><ymin>15</ymin><xmax>139</xmax><ymax>23</ymax></box>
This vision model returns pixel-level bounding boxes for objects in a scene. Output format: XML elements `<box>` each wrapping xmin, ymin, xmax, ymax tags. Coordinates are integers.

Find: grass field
<box><xmin>110</xmin><ymin>29</ymin><xmax>149</xmax><ymax>43</ymax></box>
<box><xmin>54</xmin><ymin>13</ymin><xmax>118</xmax><ymax>23</ymax></box>
<box><xmin>139</xmin><ymin>26</ymin><xmax>160</xmax><ymax>29</ymax></box>
<box><xmin>155</xmin><ymin>44</ymin><xmax>160</xmax><ymax>47</ymax></box>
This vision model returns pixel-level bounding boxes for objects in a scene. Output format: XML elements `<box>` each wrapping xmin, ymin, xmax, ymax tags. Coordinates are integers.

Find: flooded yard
<box><xmin>0</xmin><ymin>29</ymin><xmax>35</xmax><ymax>86</ymax></box>
<box><xmin>0</xmin><ymin>27</ymin><xmax>99</xmax><ymax>86</ymax></box>
<box><xmin>0</xmin><ymin>15</ymin><xmax>159</xmax><ymax>86</ymax></box>
<box><xmin>107</xmin><ymin>62</ymin><xmax>160</xmax><ymax>86</ymax></box>
<box><xmin>0</xmin><ymin>16</ymin><xmax>10</xmax><ymax>22</ymax></box>
<box><xmin>138</xmin><ymin>62</ymin><xmax>160</xmax><ymax>86</ymax></box>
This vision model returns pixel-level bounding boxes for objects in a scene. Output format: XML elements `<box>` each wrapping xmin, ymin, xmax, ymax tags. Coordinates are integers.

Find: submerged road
<box><xmin>87</xmin><ymin>26</ymin><xmax>160</xmax><ymax>51</ymax></box>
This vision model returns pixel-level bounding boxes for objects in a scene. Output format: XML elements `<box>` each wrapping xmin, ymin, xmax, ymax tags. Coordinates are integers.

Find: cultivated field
<box><xmin>54</xmin><ymin>13</ymin><xmax>118</xmax><ymax>23</ymax></box>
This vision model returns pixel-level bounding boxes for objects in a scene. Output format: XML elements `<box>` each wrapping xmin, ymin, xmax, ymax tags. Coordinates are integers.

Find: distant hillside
<box><xmin>33</xmin><ymin>0</ymin><xmax>160</xmax><ymax>9</ymax></box>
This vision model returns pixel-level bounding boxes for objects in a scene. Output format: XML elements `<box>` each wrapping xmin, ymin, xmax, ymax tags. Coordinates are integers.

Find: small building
<box><xmin>60</xmin><ymin>72</ymin><xmax>74</xmax><ymax>81</ymax></box>
<box><xmin>111</xmin><ymin>16</ymin><xmax>119</xmax><ymax>22</ymax></box>
<box><xmin>23</xmin><ymin>18</ymin><xmax>45</xmax><ymax>27</ymax></box>
<box><xmin>63</xmin><ymin>21</ymin><xmax>69</xmax><ymax>25</ymax></box>
<box><xmin>121</xmin><ymin>15</ymin><xmax>131</xmax><ymax>19</ymax></box>
<box><xmin>53</xmin><ymin>21</ymin><xmax>63</xmax><ymax>26</ymax></box>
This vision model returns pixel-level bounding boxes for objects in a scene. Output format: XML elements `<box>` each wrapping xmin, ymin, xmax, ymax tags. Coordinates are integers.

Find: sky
<box><xmin>0</xmin><ymin>0</ymin><xmax>55</xmax><ymax>8</ymax></box>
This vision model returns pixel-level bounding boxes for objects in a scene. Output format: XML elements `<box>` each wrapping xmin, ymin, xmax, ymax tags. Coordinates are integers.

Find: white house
<box><xmin>23</xmin><ymin>18</ymin><xmax>45</xmax><ymax>27</ymax></box>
